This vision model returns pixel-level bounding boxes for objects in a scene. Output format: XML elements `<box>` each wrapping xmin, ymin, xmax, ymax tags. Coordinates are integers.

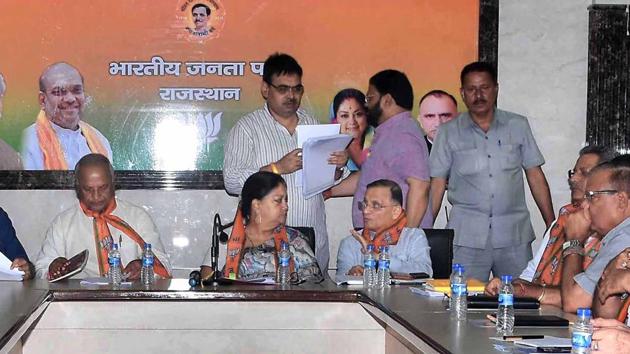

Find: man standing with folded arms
<box><xmin>430</xmin><ymin>61</ymin><xmax>554</xmax><ymax>281</ymax></box>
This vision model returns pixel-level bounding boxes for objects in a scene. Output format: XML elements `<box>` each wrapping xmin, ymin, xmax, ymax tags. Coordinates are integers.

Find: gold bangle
<box><xmin>270</xmin><ymin>163</ymin><xmax>280</xmax><ymax>174</ymax></box>
<box><xmin>537</xmin><ymin>287</ymin><xmax>546</xmax><ymax>302</ymax></box>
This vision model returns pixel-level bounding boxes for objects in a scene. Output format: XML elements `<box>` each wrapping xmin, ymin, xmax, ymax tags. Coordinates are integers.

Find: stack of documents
<box><xmin>0</xmin><ymin>252</ymin><xmax>24</xmax><ymax>281</ymax></box>
<box><xmin>425</xmin><ymin>279</ymin><xmax>486</xmax><ymax>295</ymax></box>
<box><xmin>296</xmin><ymin>124</ymin><xmax>352</xmax><ymax>199</ymax></box>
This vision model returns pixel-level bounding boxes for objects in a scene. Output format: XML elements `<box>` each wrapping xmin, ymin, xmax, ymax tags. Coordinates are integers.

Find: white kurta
<box><xmin>34</xmin><ymin>198</ymin><xmax>172</xmax><ymax>279</ymax></box>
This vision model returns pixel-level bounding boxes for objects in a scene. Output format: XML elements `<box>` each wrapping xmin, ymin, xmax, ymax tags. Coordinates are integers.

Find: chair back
<box><xmin>422</xmin><ymin>228</ymin><xmax>454</xmax><ymax>278</ymax></box>
<box><xmin>288</xmin><ymin>226</ymin><xmax>316</xmax><ymax>252</ymax></box>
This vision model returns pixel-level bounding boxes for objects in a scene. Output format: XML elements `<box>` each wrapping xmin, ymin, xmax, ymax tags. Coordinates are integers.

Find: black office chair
<box><xmin>422</xmin><ymin>228</ymin><xmax>454</xmax><ymax>279</ymax></box>
<box><xmin>288</xmin><ymin>226</ymin><xmax>316</xmax><ymax>253</ymax></box>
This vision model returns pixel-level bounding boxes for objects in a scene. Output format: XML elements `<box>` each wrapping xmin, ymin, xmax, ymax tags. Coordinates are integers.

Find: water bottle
<box><xmin>571</xmin><ymin>308</ymin><xmax>593</xmax><ymax>354</ymax></box>
<box><xmin>108</xmin><ymin>243</ymin><xmax>122</xmax><ymax>287</ymax></box>
<box><xmin>496</xmin><ymin>275</ymin><xmax>515</xmax><ymax>335</ymax></box>
<box><xmin>141</xmin><ymin>243</ymin><xmax>155</xmax><ymax>285</ymax></box>
<box><xmin>277</xmin><ymin>241</ymin><xmax>291</xmax><ymax>285</ymax></box>
<box><xmin>449</xmin><ymin>264</ymin><xmax>467</xmax><ymax>320</ymax></box>
<box><xmin>376</xmin><ymin>246</ymin><xmax>391</xmax><ymax>289</ymax></box>
<box><xmin>363</xmin><ymin>244</ymin><xmax>376</xmax><ymax>289</ymax></box>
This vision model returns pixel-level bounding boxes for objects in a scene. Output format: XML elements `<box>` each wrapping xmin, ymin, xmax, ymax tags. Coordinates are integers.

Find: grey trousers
<box><xmin>453</xmin><ymin>239</ymin><xmax>533</xmax><ymax>282</ymax></box>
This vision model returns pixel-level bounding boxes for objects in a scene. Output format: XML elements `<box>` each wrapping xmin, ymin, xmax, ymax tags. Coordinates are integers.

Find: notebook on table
<box><xmin>467</xmin><ymin>294</ymin><xmax>540</xmax><ymax>309</ymax></box>
<box><xmin>48</xmin><ymin>249</ymin><xmax>89</xmax><ymax>283</ymax></box>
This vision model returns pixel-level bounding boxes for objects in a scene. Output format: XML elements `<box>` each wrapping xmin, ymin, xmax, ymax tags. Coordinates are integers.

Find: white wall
<box><xmin>498</xmin><ymin>0</ymin><xmax>591</xmax><ymax>250</ymax></box>
<box><xmin>0</xmin><ymin>0</ymin><xmax>597</xmax><ymax>274</ymax></box>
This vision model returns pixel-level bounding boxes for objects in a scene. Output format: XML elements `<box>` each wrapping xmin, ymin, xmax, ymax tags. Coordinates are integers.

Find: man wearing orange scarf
<box><xmin>485</xmin><ymin>146</ymin><xmax>614</xmax><ymax>307</ymax></box>
<box><xmin>34</xmin><ymin>154</ymin><xmax>171</xmax><ymax>279</ymax></box>
<box><xmin>21</xmin><ymin>62</ymin><xmax>112</xmax><ymax>170</ymax></box>
<box><xmin>336</xmin><ymin>179</ymin><xmax>432</xmax><ymax>277</ymax></box>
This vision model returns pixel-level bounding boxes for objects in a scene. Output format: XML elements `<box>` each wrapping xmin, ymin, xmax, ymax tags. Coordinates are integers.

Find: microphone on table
<box><xmin>189</xmin><ymin>213</ymin><xmax>233</xmax><ymax>287</ymax></box>
<box><xmin>188</xmin><ymin>270</ymin><xmax>201</xmax><ymax>287</ymax></box>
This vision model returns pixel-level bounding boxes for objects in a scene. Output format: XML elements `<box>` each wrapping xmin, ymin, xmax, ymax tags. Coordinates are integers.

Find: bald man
<box><xmin>35</xmin><ymin>154</ymin><xmax>171</xmax><ymax>280</ymax></box>
<box><xmin>0</xmin><ymin>73</ymin><xmax>22</xmax><ymax>169</ymax></box>
<box><xmin>21</xmin><ymin>62</ymin><xmax>112</xmax><ymax>170</ymax></box>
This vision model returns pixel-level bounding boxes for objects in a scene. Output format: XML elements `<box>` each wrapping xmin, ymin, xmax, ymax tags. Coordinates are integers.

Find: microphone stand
<box><xmin>208</xmin><ymin>213</ymin><xmax>233</xmax><ymax>285</ymax></box>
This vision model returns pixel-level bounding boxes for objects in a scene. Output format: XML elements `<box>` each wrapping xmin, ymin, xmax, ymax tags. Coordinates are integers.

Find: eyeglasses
<box><xmin>584</xmin><ymin>190</ymin><xmax>618</xmax><ymax>201</ymax></box>
<box><xmin>568</xmin><ymin>169</ymin><xmax>575</xmax><ymax>179</ymax></box>
<box><xmin>357</xmin><ymin>201</ymin><xmax>396</xmax><ymax>211</ymax></box>
<box><xmin>268</xmin><ymin>82</ymin><xmax>304</xmax><ymax>95</ymax></box>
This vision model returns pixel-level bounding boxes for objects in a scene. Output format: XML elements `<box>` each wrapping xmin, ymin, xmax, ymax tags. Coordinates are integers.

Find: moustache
<box><xmin>473</xmin><ymin>99</ymin><xmax>487</xmax><ymax>105</ymax></box>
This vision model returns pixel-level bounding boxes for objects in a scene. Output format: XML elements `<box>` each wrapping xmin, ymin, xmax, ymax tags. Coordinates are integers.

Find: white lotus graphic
<box><xmin>199</xmin><ymin>111</ymin><xmax>222</xmax><ymax>147</ymax></box>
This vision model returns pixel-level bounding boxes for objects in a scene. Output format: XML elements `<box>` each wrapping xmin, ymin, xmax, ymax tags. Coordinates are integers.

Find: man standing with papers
<box><xmin>223</xmin><ymin>53</ymin><xmax>347</xmax><ymax>270</ymax></box>
<box><xmin>0</xmin><ymin>208</ymin><xmax>33</xmax><ymax>280</ymax></box>
<box><xmin>331</xmin><ymin>70</ymin><xmax>432</xmax><ymax>229</ymax></box>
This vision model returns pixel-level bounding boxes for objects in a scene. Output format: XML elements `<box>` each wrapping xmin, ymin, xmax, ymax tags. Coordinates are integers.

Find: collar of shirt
<box><xmin>601</xmin><ymin>216</ymin><xmax>630</xmax><ymax>247</ymax></box>
<box><xmin>51</xmin><ymin>120</ymin><xmax>83</xmax><ymax>138</ymax></box>
<box><xmin>262</xmin><ymin>103</ymin><xmax>308</xmax><ymax>134</ymax></box>
<box><xmin>460</xmin><ymin>108</ymin><xmax>504</xmax><ymax>132</ymax></box>
<box><xmin>375</xmin><ymin>111</ymin><xmax>413</xmax><ymax>134</ymax></box>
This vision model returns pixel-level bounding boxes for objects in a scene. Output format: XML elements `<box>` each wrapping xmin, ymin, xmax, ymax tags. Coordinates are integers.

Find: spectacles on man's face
<box><xmin>357</xmin><ymin>201</ymin><xmax>396</xmax><ymax>211</ymax></box>
<box><xmin>268</xmin><ymin>82</ymin><xmax>304</xmax><ymax>95</ymax></box>
<box><xmin>584</xmin><ymin>189</ymin><xmax>619</xmax><ymax>202</ymax></box>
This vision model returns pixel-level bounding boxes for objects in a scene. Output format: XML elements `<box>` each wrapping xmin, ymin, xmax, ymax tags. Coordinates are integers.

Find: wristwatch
<box><xmin>562</xmin><ymin>240</ymin><xmax>582</xmax><ymax>250</ymax></box>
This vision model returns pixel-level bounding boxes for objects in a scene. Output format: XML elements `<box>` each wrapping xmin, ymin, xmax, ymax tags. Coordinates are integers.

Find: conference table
<box><xmin>0</xmin><ymin>279</ymin><xmax>574</xmax><ymax>354</ymax></box>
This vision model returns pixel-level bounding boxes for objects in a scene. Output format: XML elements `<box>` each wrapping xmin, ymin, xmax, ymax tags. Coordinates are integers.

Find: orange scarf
<box><xmin>35</xmin><ymin>110</ymin><xmax>109</xmax><ymax>169</ymax></box>
<box><xmin>532</xmin><ymin>204</ymin><xmax>601</xmax><ymax>286</ymax></box>
<box><xmin>361</xmin><ymin>212</ymin><xmax>407</xmax><ymax>254</ymax></box>
<box><xmin>617</xmin><ymin>298</ymin><xmax>630</xmax><ymax>323</ymax></box>
<box><xmin>223</xmin><ymin>209</ymin><xmax>294</xmax><ymax>279</ymax></box>
<box><xmin>80</xmin><ymin>199</ymin><xmax>170</xmax><ymax>278</ymax></box>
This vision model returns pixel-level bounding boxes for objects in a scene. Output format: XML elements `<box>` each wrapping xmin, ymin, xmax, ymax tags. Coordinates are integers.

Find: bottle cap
<box><xmin>366</xmin><ymin>244</ymin><xmax>374</xmax><ymax>251</ymax></box>
<box><xmin>501</xmin><ymin>275</ymin><xmax>513</xmax><ymax>283</ymax></box>
<box><xmin>577</xmin><ymin>308</ymin><xmax>592</xmax><ymax>318</ymax></box>
<box><xmin>452</xmin><ymin>263</ymin><xmax>462</xmax><ymax>270</ymax></box>
<box><xmin>145</xmin><ymin>243</ymin><xmax>152</xmax><ymax>249</ymax></box>
<box><xmin>112</xmin><ymin>243</ymin><xmax>118</xmax><ymax>250</ymax></box>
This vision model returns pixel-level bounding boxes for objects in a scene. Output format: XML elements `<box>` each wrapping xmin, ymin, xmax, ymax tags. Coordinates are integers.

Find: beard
<box><xmin>367</xmin><ymin>104</ymin><xmax>382</xmax><ymax>127</ymax></box>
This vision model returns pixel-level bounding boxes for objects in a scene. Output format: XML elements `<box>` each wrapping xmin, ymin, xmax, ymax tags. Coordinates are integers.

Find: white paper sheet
<box><xmin>334</xmin><ymin>274</ymin><xmax>363</xmax><ymax>286</ymax></box>
<box><xmin>295</xmin><ymin>124</ymin><xmax>341</xmax><ymax>186</ymax></box>
<box><xmin>302</xmin><ymin>134</ymin><xmax>352</xmax><ymax>198</ymax></box>
<box><xmin>0</xmin><ymin>252</ymin><xmax>24</xmax><ymax>281</ymax></box>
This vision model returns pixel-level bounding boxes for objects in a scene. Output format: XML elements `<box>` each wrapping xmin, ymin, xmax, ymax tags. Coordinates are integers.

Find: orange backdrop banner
<box><xmin>0</xmin><ymin>0</ymin><xmax>479</xmax><ymax>170</ymax></box>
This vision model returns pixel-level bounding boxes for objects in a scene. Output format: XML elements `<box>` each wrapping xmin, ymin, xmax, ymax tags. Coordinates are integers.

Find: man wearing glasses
<box><xmin>430</xmin><ymin>61</ymin><xmax>555</xmax><ymax>281</ymax></box>
<box><xmin>223</xmin><ymin>53</ymin><xmax>347</xmax><ymax>271</ymax></box>
<box><xmin>331</xmin><ymin>69</ymin><xmax>433</xmax><ymax>231</ymax></box>
<box><xmin>560</xmin><ymin>154</ymin><xmax>630</xmax><ymax>317</ymax></box>
<box><xmin>336</xmin><ymin>179</ymin><xmax>432</xmax><ymax>277</ymax></box>
<box><xmin>485</xmin><ymin>145</ymin><xmax>615</xmax><ymax>307</ymax></box>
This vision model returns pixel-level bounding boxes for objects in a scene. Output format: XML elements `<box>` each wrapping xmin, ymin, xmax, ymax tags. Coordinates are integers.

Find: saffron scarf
<box><xmin>617</xmin><ymin>298</ymin><xmax>630</xmax><ymax>323</ymax></box>
<box><xmin>80</xmin><ymin>199</ymin><xmax>170</xmax><ymax>278</ymax></box>
<box><xmin>223</xmin><ymin>209</ymin><xmax>294</xmax><ymax>279</ymax></box>
<box><xmin>532</xmin><ymin>204</ymin><xmax>601</xmax><ymax>286</ymax></box>
<box><xmin>35</xmin><ymin>110</ymin><xmax>109</xmax><ymax>169</ymax></box>
<box><xmin>361</xmin><ymin>212</ymin><xmax>407</xmax><ymax>254</ymax></box>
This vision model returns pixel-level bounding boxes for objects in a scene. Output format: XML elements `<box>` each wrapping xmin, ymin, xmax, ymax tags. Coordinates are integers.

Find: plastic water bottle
<box><xmin>449</xmin><ymin>264</ymin><xmax>467</xmax><ymax>320</ymax></box>
<box><xmin>108</xmin><ymin>243</ymin><xmax>122</xmax><ymax>287</ymax></box>
<box><xmin>572</xmin><ymin>308</ymin><xmax>593</xmax><ymax>354</ymax></box>
<box><xmin>376</xmin><ymin>246</ymin><xmax>391</xmax><ymax>288</ymax></box>
<box><xmin>141</xmin><ymin>243</ymin><xmax>155</xmax><ymax>285</ymax></box>
<box><xmin>496</xmin><ymin>275</ymin><xmax>515</xmax><ymax>335</ymax></box>
<box><xmin>277</xmin><ymin>241</ymin><xmax>291</xmax><ymax>285</ymax></box>
<box><xmin>363</xmin><ymin>244</ymin><xmax>376</xmax><ymax>289</ymax></box>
